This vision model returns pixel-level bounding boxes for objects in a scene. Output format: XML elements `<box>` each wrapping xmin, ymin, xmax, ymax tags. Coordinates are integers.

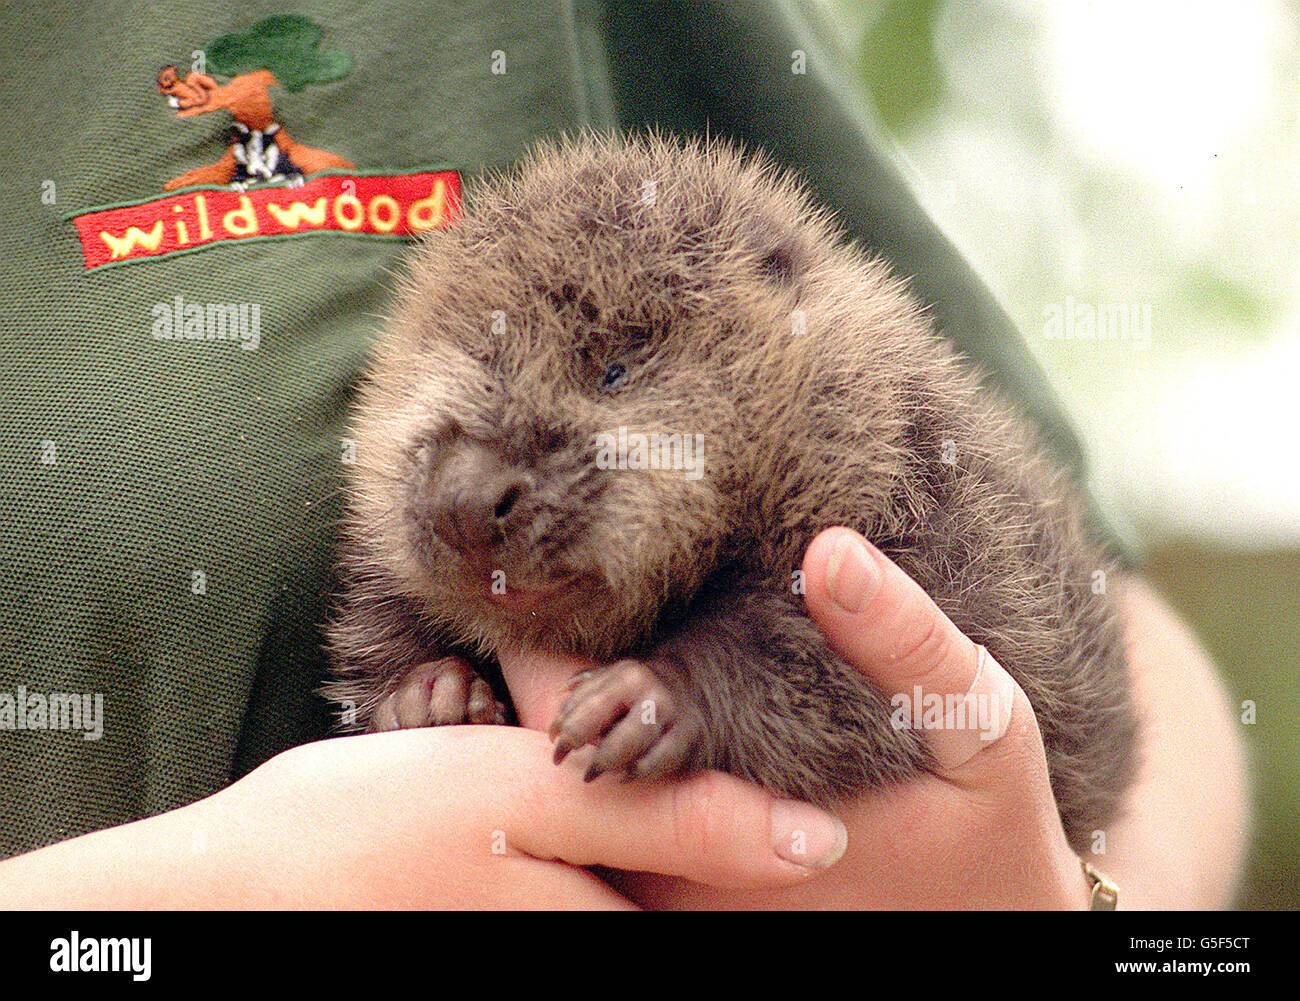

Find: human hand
<box><xmin>0</xmin><ymin>719</ymin><xmax>846</xmax><ymax>909</ymax></box>
<box><xmin>499</xmin><ymin>527</ymin><xmax>1093</xmax><ymax>909</ymax></box>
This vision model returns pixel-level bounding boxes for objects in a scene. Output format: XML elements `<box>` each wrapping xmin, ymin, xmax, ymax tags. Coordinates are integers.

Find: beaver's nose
<box><xmin>429</xmin><ymin>440</ymin><xmax>535</xmax><ymax>551</ymax></box>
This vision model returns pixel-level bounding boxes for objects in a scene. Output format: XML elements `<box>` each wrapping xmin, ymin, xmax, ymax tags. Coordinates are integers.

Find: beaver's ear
<box><xmin>759</xmin><ymin>246</ymin><xmax>797</xmax><ymax>285</ymax></box>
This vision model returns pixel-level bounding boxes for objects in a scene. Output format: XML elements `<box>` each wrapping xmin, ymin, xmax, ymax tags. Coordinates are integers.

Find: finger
<box><xmin>474</xmin><ymin>729</ymin><xmax>848</xmax><ymax>889</ymax></box>
<box><xmin>802</xmin><ymin>528</ymin><xmax>1038</xmax><ymax>786</ymax></box>
<box><xmin>496</xmin><ymin>646</ymin><xmax>596</xmax><ymax>731</ymax></box>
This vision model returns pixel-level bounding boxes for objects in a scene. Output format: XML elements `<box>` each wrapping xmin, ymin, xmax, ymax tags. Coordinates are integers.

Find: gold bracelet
<box><xmin>1081</xmin><ymin>858</ymin><xmax>1119</xmax><ymax>910</ymax></box>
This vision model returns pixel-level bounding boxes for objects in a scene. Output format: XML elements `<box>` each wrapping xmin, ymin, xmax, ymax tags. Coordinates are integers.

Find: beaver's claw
<box><xmin>549</xmin><ymin>659</ymin><xmax>702</xmax><ymax>783</ymax></box>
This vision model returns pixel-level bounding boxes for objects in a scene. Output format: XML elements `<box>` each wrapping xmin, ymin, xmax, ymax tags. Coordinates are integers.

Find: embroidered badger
<box><xmin>325</xmin><ymin>133</ymin><xmax>1138</xmax><ymax>851</ymax></box>
<box><xmin>226</xmin><ymin>122</ymin><xmax>302</xmax><ymax>188</ymax></box>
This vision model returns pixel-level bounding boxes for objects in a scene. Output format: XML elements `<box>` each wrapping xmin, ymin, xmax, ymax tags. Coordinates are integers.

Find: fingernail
<box><xmin>825</xmin><ymin>533</ymin><xmax>878</xmax><ymax>613</ymax></box>
<box><xmin>771</xmin><ymin>800</ymin><xmax>848</xmax><ymax>870</ymax></box>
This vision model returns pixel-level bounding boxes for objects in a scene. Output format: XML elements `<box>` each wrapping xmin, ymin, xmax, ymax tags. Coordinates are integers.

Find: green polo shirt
<box><xmin>0</xmin><ymin>0</ymin><xmax>1124</xmax><ymax>859</ymax></box>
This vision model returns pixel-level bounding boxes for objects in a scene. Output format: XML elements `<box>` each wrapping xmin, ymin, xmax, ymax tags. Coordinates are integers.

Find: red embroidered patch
<box><xmin>71</xmin><ymin>170</ymin><xmax>460</xmax><ymax>270</ymax></box>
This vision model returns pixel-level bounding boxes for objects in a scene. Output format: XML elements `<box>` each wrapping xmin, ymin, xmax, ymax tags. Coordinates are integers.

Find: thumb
<box><xmin>802</xmin><ymin>527</ymin><xmax>1044</xmax><ymax>791</ymax></box>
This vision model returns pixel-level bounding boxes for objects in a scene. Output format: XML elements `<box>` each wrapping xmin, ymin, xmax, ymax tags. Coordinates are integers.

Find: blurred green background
<box><xmin>822</xmin><ymin>0</ymin><xmax>1300</xmax><ymax>908</ymax></box>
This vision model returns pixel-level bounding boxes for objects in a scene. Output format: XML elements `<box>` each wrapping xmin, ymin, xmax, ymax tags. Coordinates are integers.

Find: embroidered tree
<box><xmin>207</xmin><ymin>14</ymin><xmax>353</xmax><ymax>92</ymax></box>
<box><xmin>157</xmin><ymin>14</ymin><xmax>355</xmax><ymax>191</ymax></box>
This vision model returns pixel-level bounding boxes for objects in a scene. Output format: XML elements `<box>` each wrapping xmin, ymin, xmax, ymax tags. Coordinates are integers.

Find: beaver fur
<box><xmin>324</xmin><ymin>132</ymin><xmax>1138</xmax><ymax>851</ymax></box>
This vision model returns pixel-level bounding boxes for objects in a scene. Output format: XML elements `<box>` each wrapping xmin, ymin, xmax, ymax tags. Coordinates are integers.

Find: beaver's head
<box><xmin>347</xmin><ymin>133</ymin><xmax>919</xmax><ymax>659</ymax></box>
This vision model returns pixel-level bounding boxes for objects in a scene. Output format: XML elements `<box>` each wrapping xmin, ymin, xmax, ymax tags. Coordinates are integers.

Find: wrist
<box><xmin>1058</xmin><ymin>851</ymin><xmax>1103</xmax><ymax>910</ymax></box>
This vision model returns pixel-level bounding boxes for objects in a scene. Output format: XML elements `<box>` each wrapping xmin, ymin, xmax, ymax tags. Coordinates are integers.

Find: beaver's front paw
<box><xmin>371</xmin><ymin>657</ymin><xmax>507</xmax><ymax>731</ymax></box>
<box><xmin>549</xmin><ymin>659</ymin><xmax>702</xmax><ymax>783</ymax></box>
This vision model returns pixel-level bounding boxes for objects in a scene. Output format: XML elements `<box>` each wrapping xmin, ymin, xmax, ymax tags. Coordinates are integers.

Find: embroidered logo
<box><xmin>70</xmin><ymin>14</ymin><xmax>460</xmax><ymax>270</ymax></box>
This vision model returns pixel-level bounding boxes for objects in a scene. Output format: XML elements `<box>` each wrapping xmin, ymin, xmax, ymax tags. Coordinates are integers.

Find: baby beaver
<box><xmin>325</xmin><ymin>132</ymin><xmax>1138</xmax><ymax>851</ymax></box>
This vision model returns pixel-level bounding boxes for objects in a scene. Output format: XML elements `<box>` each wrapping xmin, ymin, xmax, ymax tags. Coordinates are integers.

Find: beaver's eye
<box><xmin>599</xmin><ymin>361</ymin><xmax>627</xmax><ymax>392</ymax></box>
